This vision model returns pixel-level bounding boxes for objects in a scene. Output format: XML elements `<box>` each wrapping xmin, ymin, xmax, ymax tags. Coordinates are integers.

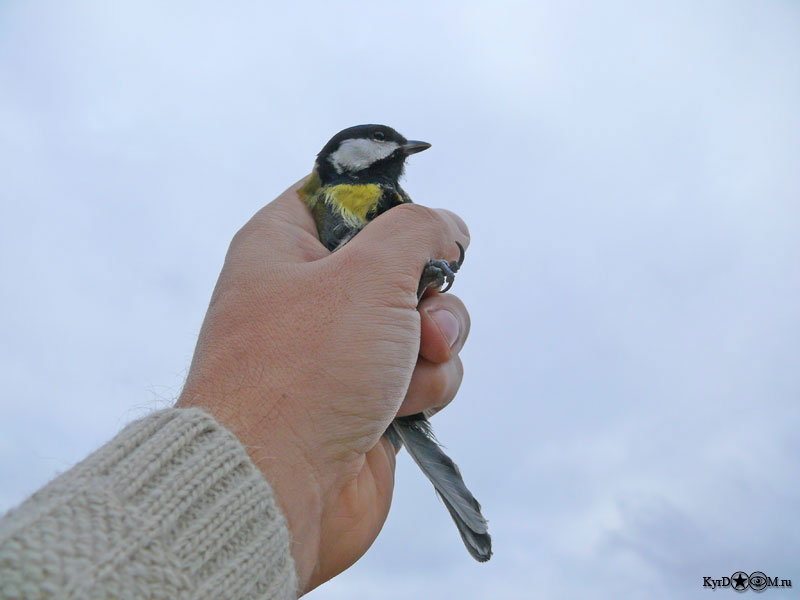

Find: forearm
<box><xmin>0</xmin><ymin>408</ymin><xmax>297</xmax><ymax>600</ymax></box>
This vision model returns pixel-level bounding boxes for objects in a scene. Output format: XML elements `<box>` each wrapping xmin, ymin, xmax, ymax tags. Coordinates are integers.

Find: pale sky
<box><xmin>1</xmin><ymin>2</ymin><xmax>799</xmax><ymax>598</ymax></box>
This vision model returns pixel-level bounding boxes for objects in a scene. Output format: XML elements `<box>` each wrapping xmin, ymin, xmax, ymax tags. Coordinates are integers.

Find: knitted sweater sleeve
<box><xmin>0</xmin><ymin>408</ymin><xmax>298</xmax><ymax>600</ymax></box>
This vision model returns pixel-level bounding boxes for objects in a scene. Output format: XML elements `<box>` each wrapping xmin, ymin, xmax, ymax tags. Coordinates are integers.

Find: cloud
<box><xmin>1</xmin><ymin>1</ymin><xmax>798</xmax><ymax>597</ymax></box>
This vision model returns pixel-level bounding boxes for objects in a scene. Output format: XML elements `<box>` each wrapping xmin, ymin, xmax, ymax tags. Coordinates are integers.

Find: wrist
<box><xmin>246</xmin><ymin>435</ymin><xmax>324</xmax><ymax>593</ymax></box>
<box><xmin>178</xmin><ymin>389</ymin><xmax>324</xmax><ymax>592</ymax></box>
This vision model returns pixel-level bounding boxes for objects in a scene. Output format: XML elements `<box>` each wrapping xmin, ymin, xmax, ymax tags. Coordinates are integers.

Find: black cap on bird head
<box><xmin>314</xmin><ymin>124</ymin><xmax>431</xmax><ymax>184</ymax></box>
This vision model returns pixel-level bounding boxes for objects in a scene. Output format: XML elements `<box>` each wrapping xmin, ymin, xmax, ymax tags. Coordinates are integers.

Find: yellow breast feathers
<box><xmin>321</xmin><ymin>183</ymin><xmax>384</xmax><ymax>226</ymax></box>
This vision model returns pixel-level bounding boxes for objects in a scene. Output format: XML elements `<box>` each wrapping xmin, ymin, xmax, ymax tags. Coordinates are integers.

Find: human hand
<box><xmin>177</xmin><ymin>178</ymin><xmax>471</xmax><ymax>593</ymax></box>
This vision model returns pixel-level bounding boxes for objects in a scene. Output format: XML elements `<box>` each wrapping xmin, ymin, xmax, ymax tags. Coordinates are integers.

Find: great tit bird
<box><xmin>299</xmin><ymin>124</ymin><xmax>492</xmax><ymax>562</ymax></box>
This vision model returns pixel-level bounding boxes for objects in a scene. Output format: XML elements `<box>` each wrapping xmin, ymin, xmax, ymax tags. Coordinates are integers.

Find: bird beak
<box><xmin>402</xmin><ymin>140</ymin><xmax>432</xmax><ymax>155</ymax></box>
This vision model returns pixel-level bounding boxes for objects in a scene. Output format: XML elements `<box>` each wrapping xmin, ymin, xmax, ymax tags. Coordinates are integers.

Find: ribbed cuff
<box><xmin>0</xmin><ymin>408</ymin><xmax>298</xmax><ymax>600</ymax></box>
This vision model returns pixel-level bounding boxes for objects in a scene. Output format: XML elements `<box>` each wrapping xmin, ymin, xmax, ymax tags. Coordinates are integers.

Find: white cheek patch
<box><xmin>329</xmin><ymin>138</ymin><xmax>400</xmax><ymax>173</ymax></box>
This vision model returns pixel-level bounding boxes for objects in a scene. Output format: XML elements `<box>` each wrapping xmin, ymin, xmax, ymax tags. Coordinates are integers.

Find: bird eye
<box><xmin>373</xmin><ymin>131</ymin><xmax>385</xmax><ymax>141</ymax></box>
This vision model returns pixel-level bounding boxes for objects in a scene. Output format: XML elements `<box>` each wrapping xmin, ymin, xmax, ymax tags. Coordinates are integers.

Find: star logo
<box><xmin>731</xmin><ymin>571</ymin><xmax>749</xmax><ymax>591</ymax></box>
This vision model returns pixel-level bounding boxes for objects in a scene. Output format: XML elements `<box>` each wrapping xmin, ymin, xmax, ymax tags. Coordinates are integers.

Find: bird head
<box><xmin>314</xmin><ymin>124</ymin><xmax>431</xmax><ymax>185</ymax></box>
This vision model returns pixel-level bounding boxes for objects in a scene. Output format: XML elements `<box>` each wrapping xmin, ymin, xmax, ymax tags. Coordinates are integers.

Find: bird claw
<box><xmin>416</xmin><ymin>241</ymin><xmax>466</xmax><ymax>300</ymax></box>
<box><xmin>452</xmin><ymin>240</ymin><xmax>466</xmax><ymax>271</ymax></box>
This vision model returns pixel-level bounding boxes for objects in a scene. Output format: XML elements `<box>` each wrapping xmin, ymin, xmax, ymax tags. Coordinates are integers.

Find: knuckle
<box><xmin>453</xmin><ymin>355</ymin><xmax>464</xmax><ymax>384</ymax></box>
<box><xmin>228</xmin><ymin>224</ymin><xmax>249</xmax><ymax>252</ymax></box>
<box><xmin>442</xmin><ymin>359</ymin><xmax>463</xmax><ymax>407</ymax></box>
<box><xmin>387</xmin><ymin>203</ymin><xmax>441</xmax><ymax>232</ymax></box>
<box><xmin>427</xmin><ymin>363</ymin><xmax>450</xmax><ymax>402</ymax></box>
<box><xmin>228</xmin><ymin>217</ymin><xmax>259</xmax><ymax>255</ymax></box>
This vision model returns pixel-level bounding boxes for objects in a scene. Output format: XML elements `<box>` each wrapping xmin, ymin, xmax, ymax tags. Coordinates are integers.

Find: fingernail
<box><xmin>430</xmin><ymin>309</ymin><xmax>460</xmax><ymax>348</ymax></box>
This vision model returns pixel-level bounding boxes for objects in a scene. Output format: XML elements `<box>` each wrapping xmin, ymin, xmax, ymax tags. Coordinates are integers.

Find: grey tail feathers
<box><xmin>390</xmin><ymin>414</ymin><xmax>492</xmax><ymax>562</ymax></box>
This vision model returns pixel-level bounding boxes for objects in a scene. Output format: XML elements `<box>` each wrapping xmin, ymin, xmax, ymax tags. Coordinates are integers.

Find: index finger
<box><xmin>334</xmin><ymin>203</ymin><xmax>471</xmax><ymax>307</ymax></box>
<box><xmin>234</xmin><ymin>176</ymin><xmax>327</xmax><ymax>264</ymax></box>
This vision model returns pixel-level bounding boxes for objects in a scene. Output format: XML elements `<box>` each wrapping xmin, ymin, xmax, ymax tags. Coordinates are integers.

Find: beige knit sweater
<box><xmin>0</xmin><ymin>408</ymin><xmax>298</xmax><ymax>599</ymax></box>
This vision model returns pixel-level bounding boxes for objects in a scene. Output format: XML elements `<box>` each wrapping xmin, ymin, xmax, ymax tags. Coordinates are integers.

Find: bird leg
<box><xmin>416</xmin><ymin>241</ymin><xmax>465</xmax><ymax>301</ymax></box>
